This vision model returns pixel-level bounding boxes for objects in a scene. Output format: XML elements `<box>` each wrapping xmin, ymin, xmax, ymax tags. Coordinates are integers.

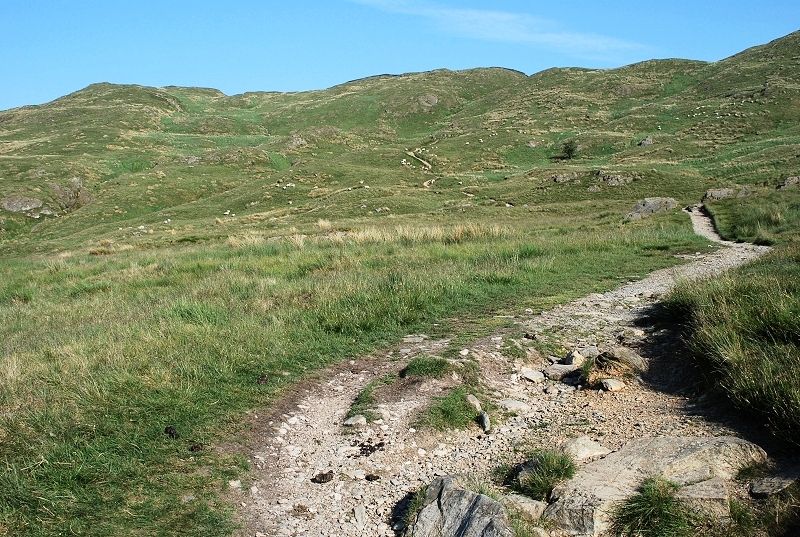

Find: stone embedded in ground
<box><xmin>638</xmin><ymin>136</ymin><xmax>654</xmax><ymax>146</ymax></box>
<box><xmin>0</xmin><ymin>195</ymin><xmax>43</xmax><ymax>213</ymax></box>
<box><xmin>478</xmin><ymin>411</ymin><xmax>492</xmax><ymax>433</ymax></box>
<box><xmin>403</xmin><ymin>334</ymin><xmax>427</xmax><ymax>344</ymax></box>
<box><xmin>562</xmin><ymin>350</ymin><xmax>586</xmax><ymax>367</ymax></box>
<box><xmin>600</xmin><ymin>378</ymin><xmax>626</xmax><ymax>392</ymax></box>
<box><xmin>599</xmin><ymin>347</ymin><xmax>647</xmax><ymax>372</ymax></box>
<box><xmin>749</xmin><ymin>475</ymin><xmax>798</xmax><ymax>498</ymax></box>
<box><xmin>703</xmin><ymin>187</ymin><xmax>738</xmax><ymax>201</ymax></box>
<box><xmin>343</xmin><ymin>414</ymin><xmax>367</xmax><ymax>427</ymax></box>
<box><xmin>625</xmin><ymin>197</ymin><xmax>678</xmax><ymax>220</ymax></box>
<box><xmin>406</xmin><ymin>476</ymin><xmax>513</xmax><ymax>537</ymax></box>
<box><xmin>520</xmin><ymin>367</ymin><xmax>545</xmax><ymax>383</ymax></box>
<box><xmin>577</xmin><ymin>346</ymin><xmax>600</xmax><ymax>360</ymax></box>
<box><xmin>498</xmin><ymin>399</ymin><xmax>531</xmax><ymax>414</ymax></box>
<box><xmin>466</xmin><ymin>394</ymin><xmax>482</xmax><ymax>412</ymax></box>
<box><xmin>563</xmin><ymin>436</ymin><xmax>612</xmax><ymax>462</ymax></box>
<box><xmin>310</xmin><ymin>471</ymin><xmax>334</xmax><ymax>484</ymax></box>
<box><xmin>676</xmin><ymin>477</ymin><xmax>730</xmax><ymax>518</ymax></box>
<box><xmin>504</xmin><ymin>493</ymin><xmax>547</xmax><ymax>520</ymax></box>
<box><xmin>353</xmin><ymin>504</ymin><xmax>366</xmax><ymax>529</ymax></box>
<box><xmin>544</xmin><ymin>436</ymin><xmax>768</xmax><ymax>536</ymax></box>
<box><xmin>544</xmin><ymin>364</ymin><xmax>580</xmax><ymax>381</ymax></box>
<box><xmin>777</xmin><ymin>176</ymin><xmax>800</xmax><ymax>190</ymax></box>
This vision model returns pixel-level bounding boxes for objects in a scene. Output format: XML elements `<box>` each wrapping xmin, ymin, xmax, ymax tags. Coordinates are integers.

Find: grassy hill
<box><xmin>1</xmin><ymin>31</ymin><xmax>798</xmax><ymax>536</ymax></box>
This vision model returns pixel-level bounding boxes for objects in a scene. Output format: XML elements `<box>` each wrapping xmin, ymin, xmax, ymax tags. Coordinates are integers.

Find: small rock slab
<box><xmin>750</xmin><ymin>476</ymin><xmax>798</xmax><ymax>498</ymax></box>
<box><xmin>504</xmin><ymin>493</ymin><xmax>547</xmax><ymax>520</ymax></box>
<box><xmin>344</xmin><ymin>414</ymin><xmax>367</xmax><ymax>427</ymax></box>
<box><xmin>562</xmin><ymin>350</ymin><xmax>586</xmax><ymax>367</ymax></box>
<box><xmin>563</xmin><ymin>436</ymin><xmax>612</xmax><ymax>462</ymax></box>
<box><xmin>544</xmin><ymin>436</ymin><xmax>767</xmax><ymax>536</ymax></box>
<box><xmin>676</xmin><ymin>477</ymin><xmax>730</xmax><ymax>518</ymax></box>
<box><xmin>600</xmin><ymin>378</ymin><xmax>626</xmax><ymax>392</ymax></box>
<box><xmin>407</xmin><ymin>476</ymin><xmax>513</xmax><ymax>537</ymax></box>
<box><xmin>520</xmin><ymin>367</ymin><xmax>545</xmax><ymax>383</ymax></box>
<box><xmin>466</xmin><ymin>394</ymin><xmax>482</xmax><ymax>412</ymax></box>
<box><xmin>599</xmin><ymin>347</ymin><xmax>647</xmax><ymax>372</ymax></box>
<box><xmin>478</xmin><ymin>411</ymin><xmax>492</xmax><ymax>433</ymax></box>
<box><xmin>544</xmin><ymin>364</ymin><xmax>579</xmax><ymax>381</ymax></box>
<box><xmin>498</xmin><ymin>399</ymin><xmax>531</xmax><ymax>414</ymax></box>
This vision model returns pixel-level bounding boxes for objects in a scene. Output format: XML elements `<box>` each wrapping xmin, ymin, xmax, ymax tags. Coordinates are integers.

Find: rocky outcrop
<box><xmin>638</xmin><ymin>136</ymin><xmax>654</xmax><ymax>146</ymax></box>
<box><xmin>625</xmin><ymin>197</ymin><xmax>678</xmax><ymax>220</ymax></box>
<box><xmin>406</xmin><ymin>476</ymin><xmax>513</xmax><ymax>537</ymax></box>
<box><xmin>702</xmin><ymin>187</ymin><xmax>751</xmax><ymax>202</ymax></box>
<box><xmin>1</xmin><ymin>195</ymin><xmax>43</xmax><ymax>214</ymax></box>
<box><xmin>777</xmin><ymin>176</ymin><xmax>799</xmax><ymax>190</ymax></box>
<box><xmin>544</xmin><ymin>436</ymin><xmax>768</xmax><ymax>536</ymax></box>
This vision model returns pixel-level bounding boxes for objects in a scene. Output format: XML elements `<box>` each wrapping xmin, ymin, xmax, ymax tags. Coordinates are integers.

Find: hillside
<box><xmin>0</xmin><ymin>31</ymin><xmax>799</xmax><ymax>537</ymax></box>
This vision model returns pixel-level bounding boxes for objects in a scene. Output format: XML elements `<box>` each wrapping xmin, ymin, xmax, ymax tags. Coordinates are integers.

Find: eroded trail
<box><xmin>234</xmin><ymin>209</ymin><xmax>770</xmax><ymax>537</ymax></box>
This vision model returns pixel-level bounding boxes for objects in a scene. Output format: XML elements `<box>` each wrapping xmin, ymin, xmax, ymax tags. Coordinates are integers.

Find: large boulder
<box><xmin>544</xmin><ymin>436</ymin><xmax>768</xmax><ymax>536</ymax></box>
<box><xmin>406</xmin><ymin>476</ymin><xmax>513</xmax><ymax>537</ymax></box>
<box><xmin>625</xmin><ymin>197</ymin><xmax>678</xmax><ymax>220</ymax></box>
<box><xmin>1</xmin><ymin>195</ymin><xmax>43</xmax><ymax>214</ymax></box>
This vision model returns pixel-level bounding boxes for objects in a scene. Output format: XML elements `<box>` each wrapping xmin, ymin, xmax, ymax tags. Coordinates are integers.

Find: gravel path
<box><xmin>233</xmin><ymin>208</ymin><xmax>770</xmax><ymax>537</ymax></box>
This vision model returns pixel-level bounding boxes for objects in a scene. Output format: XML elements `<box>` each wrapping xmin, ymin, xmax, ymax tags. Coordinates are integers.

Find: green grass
<box><xmin>610</xmin><ymin>477</ymin><xmax>694</xmax><ymax>537</ymax></box>
<box><xmin>514</xmin><ymin>449</ymin><xmax>576</xmax><ymax>501</ymax></box>
<box><xmin>1</xmin><ymin>30</ymin><xmax>799</xmax><ymax>536</ymax></box>
<box><xmin>346</xmin><ymin>373</ymin><xmax>396</xmax><ymax>421</ymax></box>
<box><xmin>706</xmin><ymin>189</ymin><xmax>800</xmax><ymax>245</ymax></box>
<box><xmin>417</xmin><ymin>386</ymin><xmax>479</xmax><ymax>430</ymax></box>
<box><xmin>401</xmin><ymin>356</ymin><xmax>451</xmax><ymax>378</ymax></box>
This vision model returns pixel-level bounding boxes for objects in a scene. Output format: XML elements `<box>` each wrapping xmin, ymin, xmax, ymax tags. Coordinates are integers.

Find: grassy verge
<box><xmin>611</xmin><ymin>477</ymin><xmax>695</xmax><ymax>537</ymax></box>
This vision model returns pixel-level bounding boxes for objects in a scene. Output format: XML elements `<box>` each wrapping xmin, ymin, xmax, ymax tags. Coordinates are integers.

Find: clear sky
<box><xmin>2</xmin><ymin>1</ymin><xmax>798</xmax><ymax>111</ymax></box>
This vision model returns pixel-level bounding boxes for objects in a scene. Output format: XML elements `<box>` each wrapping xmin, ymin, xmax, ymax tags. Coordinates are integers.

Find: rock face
<box><xmin>406</xmin><ymin>476</ymin><xmax>513</xmax><ymax>537</ymax></box>
<box><xmin>544</xmin><ymin>436</ymin><xmax>768</xmax><ymax>536</ymax></box>
<box><xmin>625</xmin><ymin>197</ymin><xmax>678</xmax><ymax>220</ymax></box>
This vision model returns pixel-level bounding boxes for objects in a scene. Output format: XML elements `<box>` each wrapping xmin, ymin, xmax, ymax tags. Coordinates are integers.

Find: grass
<box><xmin>663</xmin><ymin>244</ymin><xmax>800</xmax><ymax>442</ymax></box>
<box><xmin>514</xmin><ymin>449</ymin><xmax>576</xmax><ymax>501</ymax></box>
<box><xmin>610</xmin><ymin>477</ymin><xmax>694</xmax><ymax>537</ymax></box>
<box><xmin>1</xmin><ymin>30</ymin><xmax>799</xmax><ymax>536</ymax></box>
<box><xmin>346</xmin><ymin>373</ymin><xmax>396</xmax><ymax>421</ymax></box>
<box><xmin>417</xmin><ymin>386</ymin><xmax>479</xmax><ymax>430</ymax></box>
<box><xmin>401</xmin><ymin>356</ymin><xmax>451</xmax><ymax>378</ymax></box>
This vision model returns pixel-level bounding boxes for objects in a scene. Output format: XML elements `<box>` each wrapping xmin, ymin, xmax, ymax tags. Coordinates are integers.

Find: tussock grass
<box><xmin>515</xmin><ymin>449</ymin><xmax>576</xmax><ymax>501</ymax></box>
<box><xmin>664</xmin><ymin>244</ymin><xmax>800</xmax><ymax>441</ymax></box>
<box><xmin>401</xmin><ymin>356</ymin><xmax>451</xmax><ymax>378</ymax></box>
<box><xmin>418</xmin><ymin>386</ymin><xmax>479</xmax><ymax>430</ymax></box>
<box><xmin>611</xmin><ymin>477</ymin><xmax>694</xmax><ymax>537</ymax></box>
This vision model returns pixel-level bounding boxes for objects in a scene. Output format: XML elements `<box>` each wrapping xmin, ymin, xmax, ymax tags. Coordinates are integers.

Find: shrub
<box><xmin>562</xmin><ymin>139</ymin><xmax>578</xmax><ymax>159</ymax></box>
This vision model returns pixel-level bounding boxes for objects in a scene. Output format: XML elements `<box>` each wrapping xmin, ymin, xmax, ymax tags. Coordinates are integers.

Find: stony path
<box><xmin>233</xmin><ymin>208</ymin><xmax>770</xmax><ymax>537</ymax></box>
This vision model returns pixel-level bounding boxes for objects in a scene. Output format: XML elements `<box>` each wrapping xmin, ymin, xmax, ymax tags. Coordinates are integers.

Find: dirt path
<box><xmin>233</xmin><ymin>208</ymin><xmax>770</xmax><ymax>537</ymax></box>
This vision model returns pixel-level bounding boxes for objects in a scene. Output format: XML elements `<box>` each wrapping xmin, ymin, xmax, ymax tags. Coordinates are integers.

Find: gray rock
<box><xmin>354</xmin><ymin>504</ymin><xmax>366</xmax><ymax>529</ymax></box>
<box><xmin>551</xmin><ymin>172</ymin><xmax>578</xmax><ymax>183</ymax></box>
<box><xmin>777</xmin><ymin>176</ymin><xmax>800</xmax><ymax>190</ymax></box>
<box><xmin>749</xmin><ymin>476</ymin><xmax>797</xmax><ymax>498</ymax></box>
<box><xmin>544</xmin><ymin>436</ymin><xmax>768</xmax><ymax>536</ymax></box>
<box><xmin>520</xmin><ymin>367</ymin><xmax>545</xmax><ymax>383</ymax></box>
<box><xmin>600</xmin><ymin>378</ymin><xmax>626</xmax><ymax>392</ymax></box>
<box><xmin>599</xmin><ymin>172</ymin><xmax>634</xmax><ymax>187</ymax></box>
<box><xmin>544</xmin><ymin>364</ymin><xmax>580</xmax><ymax>381</ymax></box>
<box><xmin>676</xmin><ymin>477</ymin><xmax>730</xmax><ymax>518</ymax></box>
<box><xmin>466</xmin><ymin>394</ymin><xmax>482</xmax><ymax>412</ymax></box>
<box><xmin>577</xmin><ymin>346</ymin><xmax>600</xmax><ymax>360</ymax></box>
<box><xmin>599</xmin><ymin>347</ymin><xmax>648</xmax><ymax>372</ymax></box>
<box><xmin>406</xmin><ymin>476</ymin><xmax>513</xmax><ymax>537</ymax></box>
<box><xmin>703</xmin><ymin>188</ymin><xmax>738</xmax><ymax>201</ymax></box>
<box><xmin>478</xmin><ymin>411</ymin><xmax>492</xmax><ymax>433</ymax></box>
<box><xmin>498</xmin><ymin>399</ymin><xmax>531</xmax><ymax>414</ymax></box>
<box><xmin>1</xmin><ymin>195</ymin><xmax>43</xmax><ymax>213</ymax></box>
<box><xmin>562</xmin><ymin>350</ymin><xmax>586</xmax><ymax>367</ymax></box>
<box><xmin>504</xmin><ymin>493</ymin><xmax>547</xmax><ymax>520</ymax></box>
<box><xmin>638</xmin><ymin>136</ymin><xmax>654</xmax><ymax>146</ymax></box>
<box><xmin>563</xmin><ymin>436</ymin><xmax>612</xmax><ymax>462</ymax></box>
<box><xmin>625</xmin><ymin>197</ymin><xmax>678</xmax><ymax>220</ymax></box>
<box><xmin>343</xmin><ymin>414</ymin><xmax>368</xmax><ymax>427</ymax></box>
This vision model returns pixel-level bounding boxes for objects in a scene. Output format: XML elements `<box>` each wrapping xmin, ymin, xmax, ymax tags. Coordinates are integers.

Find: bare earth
<box><xmin>232</xmin><ymin>207</ymin><xmax>770</xmax><ymax>537</ymax></box>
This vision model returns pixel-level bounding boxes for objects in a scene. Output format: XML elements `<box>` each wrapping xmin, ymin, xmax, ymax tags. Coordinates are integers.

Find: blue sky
<box><xmin>1</xmin><ymin>1</ymin><xmax>798</xmax><ymax>110</ymax></box>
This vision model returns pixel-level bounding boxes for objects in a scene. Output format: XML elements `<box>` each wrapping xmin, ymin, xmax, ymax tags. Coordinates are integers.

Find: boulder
<box><xmin>562</xmin><ymin>350</ymin><xmax>586</xmax><ymax>367</ymax></box>
<box><xmin>599</xmin><ymin>172</ymin><xmax>633</xmax><ymax>187</ymax></box>
<box><xmin>703</xmin><ymin>188</ymin><xmax>738</xmax><ymax>201</ymax></box>
<box><xmin>777</xmin><ymin>176</ymin><xmax>799</xmax><ymax>190</ymax></box>
<box><xmin>551</xmin><ymin>172</ymin><xmax>578</xmax><ymax>183</ymax></box>
<box><xmin>1</xmin><ymin>195</ymin><xmax>43</xmax><ymax>214</ymax></box>
<box><xmin>625</xmin><ymin>197</ymin><xmax>678</xmax><ymax>220</ymax></box>
<box><xmin>544</xmin><ymin>436</ymin><xmax>768</xmax><ymax>536</ymax></box>
<box><xmin>576</xmin><ymin>346</ymin><xmax>600</xmax><ymax>360</ymax></box>
<box><xmin>598</xmin><ymin>347</ymin><xmax>647</xmax><ymax>372</ymax></box>
<box><xmin>406</xmin><ymin>476</ymin><xmax>513</xmax><ymax>537</ymax></box>
<box><xmin>478</xmin><ymin>411</ymin><xmax>492</xmax><ymax>433</ymax></box>
<box><xmin>466</xmin><ymin>394</ymin><xmax>483</xmax><ymax>412</ymax></box>
<box><xmin>563</xmin><ymin>436</ymin><xmax>612</xmax><ymax>462</ymax></box>
<box><xmin>638</xmin><ymin>136</ymin><xmax>654</xmax><ymax>146</ymax></box>
<box><xmin>749</xmin><ymin>475</ymin><xmax>798</xmax><ymax>498</ymax></box>
<box><xmin>544</xmin><ymin>364</ymin><xmax>580</xmax><ymax>381</ymax></box>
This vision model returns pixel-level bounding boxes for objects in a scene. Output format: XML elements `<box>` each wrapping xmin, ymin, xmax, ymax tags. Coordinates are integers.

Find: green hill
<box><xmin>0</xmin><ymin>31</ymin><xmax>798</xmax><ymax>537</ymax></box>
